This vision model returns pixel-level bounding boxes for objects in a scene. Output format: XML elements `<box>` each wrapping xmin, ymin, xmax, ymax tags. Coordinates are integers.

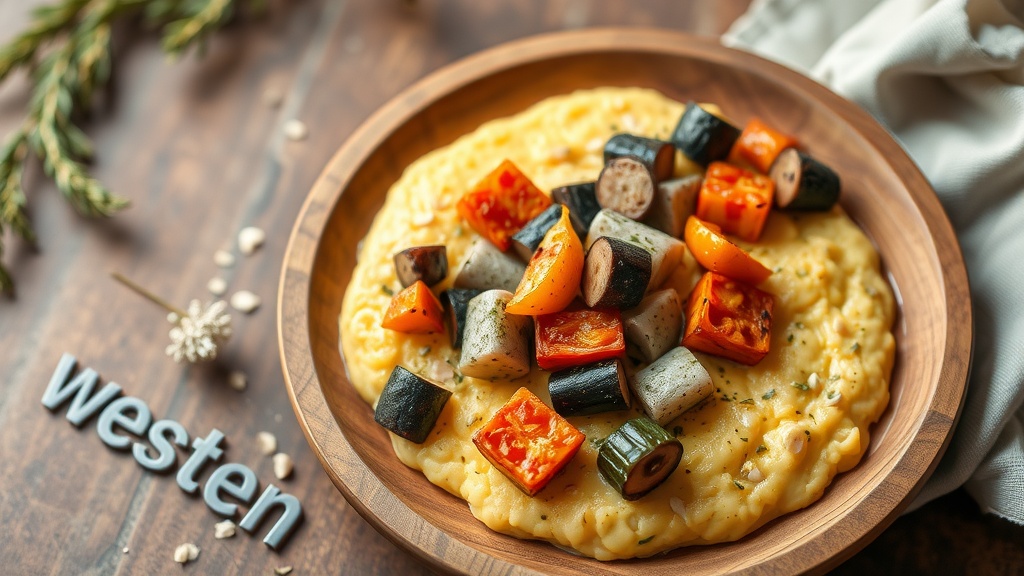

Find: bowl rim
<box><xmin>278</xmin><ymin>28</ymin><xmax>972</xmax><ymax>575</ymax></box>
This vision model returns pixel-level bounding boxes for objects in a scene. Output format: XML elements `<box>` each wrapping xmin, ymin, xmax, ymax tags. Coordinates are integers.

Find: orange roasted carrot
<box><xmin>728</xmin><ymin>118</ymin><xmax>799</xmax><ymax>174</ymax></box>
<box><xmin>381</xmin><ymin>280</ymin><xmax>446</xmax><ymax>334</ymax></box>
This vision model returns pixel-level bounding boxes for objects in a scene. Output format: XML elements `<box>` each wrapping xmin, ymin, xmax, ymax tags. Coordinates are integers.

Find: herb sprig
<box><xmin>0</xmin><ymin>0</ymin><xmax>261</xmax><ymax>292</ymax></box>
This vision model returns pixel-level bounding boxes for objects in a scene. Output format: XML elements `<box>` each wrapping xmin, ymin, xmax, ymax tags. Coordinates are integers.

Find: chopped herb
<box><xmin>610</xmin><ymin>123</ymin><xmax>619</xmax><ymax>131</ymax></box>
<box><xmin>828</xmin><ymin>374</ymin><xmax>841</xmax><ymax>382</ymax></box>
<box><xmin>418</xmin><ymin>346</ymin><xmax>431</xmax><ymax>356</ymax></box>
<box><xmin>756</xmin><ymin>444</ymin><xmax>767</xmax><ymax>454</ymax></box>
<box><xmin>851</xmin><ymin>342</ymin><xmax>861</xmax><ymax>352</ymax></box>
<box><xmin>638</xmin><ymin>535</ymin><xmax>655</xmax><ymax>545</ymax></box>
<box><xmin>794</xmin><ymin>321</ymin><xmax>805</xmax><ymax>329</ymax></box>
<box><xmin>739</xmin><ymin>398</ymin><xmax>755</xmax><ymax>405</ymax></box>
<box><xmin>733</xmin><ymin>480</ymin><xmax>745</xmax><ymax>490</ymax></box>
<box><xmin>791</xmin><ymin>382</ymin><xmax>810</xmax><ymax>391</ymax></box>
<box><xmin>787</xmin><ymin>334</ymin><xmax>794</xmax><ymax>343</ymax></box>
<box><xmin>773</xmin><ymin>266</ymin><xmax>783</xmax><ymax>273</ymax></box>
<box><xmin>810</xmin><ymin>414</ymin><xmax>817</xmax><ymax>423</ymax></box>
<box><xmin>762</xmin><ymin>389</ymin><xmax>776</xmax><ymax>400</ymax></box>
<box><xmin>381</xmin><ymin>285</ymin><xmax>394</xmax><ymax>296</ymax></box>
<box><xmin>739</xmin><ymin>437</ymin><xmax>748</xmax><ymax>442</ymax></box>
<box><xmin>454</xmin><ymin>224</ymin><xmax>464</xmax><ymax>237</ymax></box>
<box><xmin>720</xmin><ymin>394</ymin><xmax>732</xmax><ymax>402</ymax></box>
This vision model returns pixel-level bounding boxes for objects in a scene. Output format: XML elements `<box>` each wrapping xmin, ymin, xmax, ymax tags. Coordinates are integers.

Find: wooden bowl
<box><xmin>278</xmin><ymin>29</ymin><xmax>971</xmax><ymax>575</ymax></box>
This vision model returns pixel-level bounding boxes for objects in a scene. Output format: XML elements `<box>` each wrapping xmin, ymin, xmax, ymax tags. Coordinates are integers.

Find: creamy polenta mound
<box><xmin>340</xmin><ymin>88</ymin><xmax>895</xmax><ymax>560</ymax></box>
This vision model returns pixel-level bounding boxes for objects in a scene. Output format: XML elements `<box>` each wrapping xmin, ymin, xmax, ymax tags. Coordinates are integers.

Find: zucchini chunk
<box><xmin>670</xmin><ymin>102</ymin><xmax>741</xmax><ymax>166</ymax></box>
<box><xmin>769</xmin><ymin>148</ymin><xmax>841</xmax><ymax>211</ymax></box>
<box><xmin>585</xmin><ymin>209</ymin><xmax>685</xmax><ymax>291</ymax></box>
<box><xmin>603</xmin><ymin>133</ymin><xmax>675</xmax><ymax>182</ymax></box>
<box><xmin>582</xmin><ymin>236</ymin><xmax>652</xmax><ymax>309</ymax></box>
<box><xmin>454</xmin><ymin>240</ymin><xmax>526</xmax><ymax>293</ymax></box>
<box><xmin>393</xmin><ymin>245</ymin><xmax>448</xmax><ymax>288</ymax></box>
<box><xmin>630</xmin><ymin>347</ymin><xmax>713</xmax><ymax>426</ymax></box>
<box><xmin>548</xmin><ymin>359</ymin><xmax>630</xmax><ymax>417</ymax></box>
<box><xmin>596</xmin><ymin>157</ymin><xmax>655</xmax><ymax>220</ymax></box>
<box><xmin>373</xmin><ymin>366</ymin><xmax>452</xmax><ymax>444</ymax></box>
<box><xmin>622</xmin><ymin>289</ymin><xmax>683</xmax><ymax>363</ymax></box>
<box><xmin>551</xmin><ymin>182</ymin><xmax>600</xmax><ymax>240</ymax></box>
<box><xmin>441</xmin><ymin>288</ymin><xmax>481</xmax><ymax>349</ymax></box>
<box><xmin>511</xmin><ymin>204</ymin><xmax>563</xmax><ymax>262</ymax></box>
<box><xmin>642</xmin><ymin>175</ymin><xmax>702</xmax><ymax>238</ymax></box>
<box><xmin>597</xmin><ymin>417</ymin><xmax>683</xmax><ymax>500</ymax></box>
<box><xmin>459</xmin><ymin>290</ymin><xmax>532</xmax><ymax>380</ymax></box>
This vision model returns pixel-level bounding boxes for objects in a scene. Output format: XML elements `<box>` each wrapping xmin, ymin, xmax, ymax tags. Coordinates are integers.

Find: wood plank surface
<box><xmin>0</xmin><ymin>1</ymin><xmax>1020</xmax><ymax>574</ymax></box>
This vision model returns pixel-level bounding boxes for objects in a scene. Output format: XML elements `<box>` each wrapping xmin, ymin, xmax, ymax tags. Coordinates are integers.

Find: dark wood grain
<box><xmin>1</xmin><ymin>1</ymin><xmax>1020</xmax><ymax>575</ymax></box>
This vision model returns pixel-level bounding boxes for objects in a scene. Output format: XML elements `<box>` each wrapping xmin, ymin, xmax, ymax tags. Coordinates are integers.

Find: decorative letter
<box><xmin>176</xmin><ymin>429</ymin><xmax>225</xmax><ymax>494</ymax></box>
<box><xmin>41</xmin><ymin>353</ymin><xmax>122</xmax><ymax>427</ymax></box>
<box><xmin>133</xmin><ymin>419</ymin><xmax>189</xmax><ymax>473</ymax></box>
<box><xmin>238</xmin><ymin>484</ymin><xmax>304</xmax><ymax>551</ymax></box>
<box><xmin>97</xmin><ymin>397</ymin><xmax>153</xmax><ymax>450</ymax></box>
<box><xmin>203</xmin><ymin>463</ymin><xmax>259</xmax><ymax>517</ymax></box>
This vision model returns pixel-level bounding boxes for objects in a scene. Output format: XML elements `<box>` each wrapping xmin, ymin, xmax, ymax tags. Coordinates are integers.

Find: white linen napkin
<box><xmin>724</xmin><ymin>0</ymin><xmax>1024</xmax><ymax>523</ymax></box>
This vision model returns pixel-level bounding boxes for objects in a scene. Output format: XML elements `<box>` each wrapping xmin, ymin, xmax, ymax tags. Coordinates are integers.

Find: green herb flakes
<box><xmin>762</xmin><ymin>389</ymin><xmax>776</xmax><ymax>400</ymax></box>
<box><xmin>739</xmin><ymin>398</ymin><xmax>755</xmax><ymax>405</ymax></box>
<box><xmin>733</xmin><ymin>480</ymin><xmax>745</xmax><ymax>490</ymax></box>
<box><xmin>638</xmin><ymin>535</ymin><xmax>655</xmax><ymax>545</ymax></box>
<box><xmin>381</xmin><ymin>284</ymin><xmax>394</xmax><ymax>296</ymax></box>
<box><xmin>791</xmin><ymin>382</ymin><xmax>810</xmax><ymax>391</ymax></box>
<box><xmin>756</xmin><ymin>444</ymin><xmax>767</xmax><ymax>454</ymax></box>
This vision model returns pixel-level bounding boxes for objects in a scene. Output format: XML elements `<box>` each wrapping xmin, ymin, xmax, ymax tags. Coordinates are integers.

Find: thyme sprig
<box><xmin>0</xmin><ymin>0</ymin><xmax>259</xmax><ymax>292</ymax></box>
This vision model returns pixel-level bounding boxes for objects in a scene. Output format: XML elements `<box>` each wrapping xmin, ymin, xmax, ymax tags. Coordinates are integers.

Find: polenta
<box><xmin>340</xmin><ymin>88</ymin><xmax>895</xmax><ymax>560</ymax></box>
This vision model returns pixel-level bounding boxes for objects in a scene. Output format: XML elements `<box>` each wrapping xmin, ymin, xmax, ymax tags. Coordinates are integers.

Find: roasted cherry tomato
<box><xmin>535</xmin><ymin>305</ymin><xmax>625</xmax><ymax>371</ymax></box>
<box><xmin>728</xmin><ymin>118</ymin><xmax>799</xmax><ymax>173</ymax></box>
<box><xmin>684</xmin><ymin>216</ymin><xmax>771</xmax><ymax>285</ymax></box>
<box><xmin>472</xmin><ymin>387</ymin><xmax>585</xmax><ymax>496</ymax></box>
<box><xmin>506</xmin><ymin>206</ymin><xmax>583</xmax><ymax>316</ymax></box>
<box><xmin>682</xmin><ymin>271</ymin><xmax>774</xmax><ymax>365</ymax></box>
<box><xmin>696</xmin><ymin>162</ymin><xmax>774</xmax><ymax>242</ymax></box>
<box><xmin>381</xmin><ymin>280</ymin><xmax>445</xmax><ymax>334</ymax></box>
<box><xmin>456</xmin><ymin>159</ymin><xmax>552</xmax><ymax>251</ymax></box>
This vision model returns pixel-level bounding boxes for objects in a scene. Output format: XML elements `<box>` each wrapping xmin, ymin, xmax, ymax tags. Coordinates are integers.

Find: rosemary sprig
<box><xmin>0</xmin><ymin>0</ymin><xmax>261</xmax><ymax>293</ymax></box>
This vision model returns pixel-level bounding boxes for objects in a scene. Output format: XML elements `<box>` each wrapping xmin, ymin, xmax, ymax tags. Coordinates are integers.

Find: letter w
<box><xmin>41</xmin><ymin>353</ymin><xmax>122</xmax><ymax>427</ymax></box>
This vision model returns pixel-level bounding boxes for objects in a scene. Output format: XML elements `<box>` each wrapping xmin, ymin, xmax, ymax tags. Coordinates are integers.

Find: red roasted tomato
<box><xmin>682</xmin><ymin>271</ymin><xmax>774</xmax><ymax>365</ymax></box>
<box><xmin>535</xmin><ymin>305</ymin><xmax>625</xmax><ymax>371</ymax></box>
<box><xmin>456</xmin><ymin>159</ymin><xmax>552</xmax><ymax>251</ymax></box>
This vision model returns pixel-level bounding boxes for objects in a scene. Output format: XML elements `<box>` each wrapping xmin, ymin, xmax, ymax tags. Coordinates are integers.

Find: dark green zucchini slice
<box><xmin>597</xmin><ymin>417</ymin><xmax>683</xmax><ymax>500</ymax></box>
<box><xmin>511</xmin><ymin>204</ymin><xmax>562</xmax><ymax>262</ymax></box>
<box><xmin>582</xmin><ymin>236</ymin><xmax>652</xmax><ymax>309</ymax></box>
<box><xmin>596</xmin><ymin>157</ymin><xmax>656</xmax><ymax>220</ymax></box>
<box><xmin>373</xmin><ymin>366</ymin><xmax>452</xmax><ymax>444</ymax></box>
<box><xmin>393</xmin><ymin>245</ymin><xmax>448</xmax><ymax>287</ymax></box>
<box><xmin>603</xmin><ymin>133</ymin><xmax>675</xmax><ymax>182</ymax></box>
<box><xmin>670</xmin><ymin>102</ymin><xmax>741</xmax><ymax>166</ymax></box>
<box><xmin>442</xmin><ymin>288</ymin><xmax>481</xmax><ymax>349</ymax></box>
<box><xmin>769</xmin><ymin>148</ymin><xmax>841</xmax><ymax>210</ymax></box>
<box><xmin>548</xmin><ymin>359</ymin><xmax>630</xmax><ymax>417</ymax></box>
<box><xmin>551</xmin><ymin>182</ymin><xmax>600</xmax><ymax>240</ymax></box>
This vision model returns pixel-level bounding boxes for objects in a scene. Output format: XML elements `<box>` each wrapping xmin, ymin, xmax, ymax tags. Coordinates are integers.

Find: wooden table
<box><xmin>1</xmin><ymin>1</ymin><xmax>1022</xmax><ymax>574</ymax></box>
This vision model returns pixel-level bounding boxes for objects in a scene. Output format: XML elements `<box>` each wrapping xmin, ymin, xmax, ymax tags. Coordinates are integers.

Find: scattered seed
<box><xmin>214</xmin><ymin>250</ymin><xmax>235</xmax><ymax>268</ymax></box>
<box><xmin>807</xmin><ymin>372</ymin><xmax>820</xmax><ymax>390</ymax></box>
<box><xmin>284</xmin><ymin>119</ymin><xmax>308</xmax><ymax>141</ymax></box>
<box><xmin>275</xmin><ymin>567</ymin><xmax>294</xmax><ymax>576</ymax></box>
<box><xmin>273</xmin><ymin>453</ymin><xmax>294</xmax><ymax>480</ymax></box>
<box><xmin>747</xmin><ymin>465</ymin><xmax>765</xmax><ymax>483</ymax></box>
<box><xmin>208</xmin><ymin>277</ymin><xmax>227</xmax><ymax>296</ymax></box>
<box><xmin>173</xmin><ymin>543</ymin><xmax>200</xmax><ymax>564</ymax></box>
<box><xmin>585</xmin><ymin>137</ymin><xmax>604</xmax><ymax>153</ymax></box>
<box><xmin>257</xmin><ymin>431</ymin><xmax>278</xmax><ymax>456</ymax></box>
<box><xmin>669</xmin><ymin>496</ymin><xmax>686</xmax><ymax>518</ymax></box>
<box><xmin>238</xmin><ymin>226</ymin><xmax>266</xmax><ymax>255</ymax></box>
<box><xmin>122</xmin><ymin>547</ymin><xmax>129</xmax><ymax>554</ymax></box>
<box><xmin>230</xmin><ymin>290</ymin><xmax>261</xmax><ymax>313</ymax></box>
<box><xmin>411</xmin><ymin>212</ymin><xmax>434</xmax><ymax>227</ymax></box>
<box><xmin>228</xmin><ymin>370</ymin><xmax>247</xmax><ymax>392</ymax></box>
<box><xmin>214</xmin><ymin>519</ymin><xmax>237</xmax><ymax>539</ymax></box>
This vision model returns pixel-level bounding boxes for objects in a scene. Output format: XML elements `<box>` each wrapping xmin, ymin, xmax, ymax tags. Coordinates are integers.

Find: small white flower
<box><xmin>165</xmin><ymin>300</ymin><xmax>233</xmax><ymax>363</ymax></box>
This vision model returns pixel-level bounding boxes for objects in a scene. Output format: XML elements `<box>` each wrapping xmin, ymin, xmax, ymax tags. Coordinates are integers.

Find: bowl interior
<box><xmin>285</xmin><ymin>32</ymin><xmax>969</xmax><ymax>576</ymax></box>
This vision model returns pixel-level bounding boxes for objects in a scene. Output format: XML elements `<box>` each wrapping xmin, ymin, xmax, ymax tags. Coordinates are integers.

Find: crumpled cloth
<box><xmin>724</xmin><ymin>0</ymin><xmax>1024</xmax><ymax>523</ymax></box>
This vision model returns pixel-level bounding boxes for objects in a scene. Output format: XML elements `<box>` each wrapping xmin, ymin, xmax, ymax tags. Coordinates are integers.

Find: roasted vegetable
<box><xmin>729</xmin><ymin>118</ymin><xmax>799</xmax><ymax>174</ymax></box>
<box><xmin>595</xmin><ymin>157</ymin><xmax>656</xmax><ymax>220</ymax></box>
<box><xmin>535</xmin><ymin>305</ymin><xmax>625</xmax><ymax>372</ymax></box>
<box><xmin>696</xmin><ymin>162</ymin><xmax>774</xmax><ymax>242</ymax></box>
<box><xmin>684</xmin><ymin>216</ymin><xmax>771</xmax><ymax>285</ymax></box>
<box><xmin>454</xmin><ymin>240</ymin><xmax>526</xmax><ymax>293</ymax></box>
<box><xmin>381</xmin><ymin>280</ymin><xmax>445</xmax><ymax>334</ymax></box>
<box><xmin>507</xmin><ymin>206</ymin><xmax>584</xmax><ymax>316</ymax></box>
<box><xmin>630</xmin><ymin>346</ymin><xmax>713</xmax><ymax>426</ymax></box>
<box><xmin>642</xmin><ymin>175</ymin><xmax>702</xmax><ymax>238</ymax></box>
<box><xmin>394</xmin><ymin>245</ymin><xmax>448</xmax><ymax>288</ymax></box>
<box><xmin>442</xmin><ymin>288</ymin><xmax>481</xmax><ymax>349</ymax></box>
<box><xmin>683</xmin><ymin>271</ymin><xmax>774</xmax><ymax>365</ymax></box>
<box><xmin>511</xmin><ymin>204</ymin><xmax>562</xmax><ymax>262</ymax></box>
<box><xmin>456</xmin><ymin>159</ymin><xmax>552</xmax><ymax>251</ymax></box>
<box><xmin>586</xmin><ymin>209</ymin><xmax>685</xmax><ymax>290</ymax></box>
<box><xmin>374</xmin><ymin>366</ymin><xmax>452</xmax><ymax>443</ymax></box>
<box><xmin>597</xmin><ymin>417</ymin><xmax>682</xmax><ymax>500</ymax></box>
<box><xmin>769</xmin><ymin>148</ymin><xmax>841</xmax><ymax>211</ymax></box>
<box><xmin>670</xmin><ymin>102</ymin><xmax>741</xmax><ymax>166</ymax></box>
<box><xmin>582</xmin><ymin>236</ymin><xmax>652</xmax><ymax>309</ymax></box>
<box><xmin>551</xmin><ymin>182</ymin><xmax>600</xmax><ymax>240</ymax></box>
<box><xmin>603</xmin><ymin>133</ymin><xmax>675</xmax><ymax>181</ymax></box>
<box><xmin>548</xmin><ymin>359</ymin><xmax>630</xmax><ymax>417</ymax></box>
<box><xmin>460</xmin><ymin>290</ymin><xmax>532</xmax><ymax>380</ymax></box>
<box><xmin>472</xmin><ymin>387</ymin><xmax>586</xmax><ymax>496</ymax></box>
<box><xmin>622</xmin><ymin>289</ymin><xmax>683</xmax><ymax>363</ymax></box>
